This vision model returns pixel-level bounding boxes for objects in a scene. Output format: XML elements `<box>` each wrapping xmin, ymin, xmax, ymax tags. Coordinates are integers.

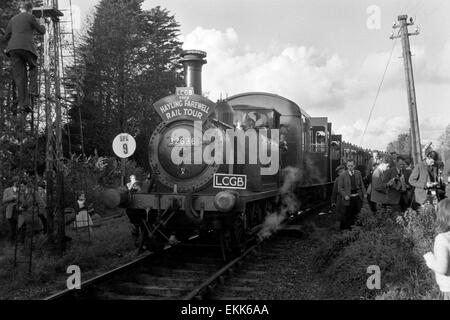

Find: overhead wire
<box><xmin>360</xmin><ymin>30</ymin><xmax>400</xmax><ymax>147</ymax></box>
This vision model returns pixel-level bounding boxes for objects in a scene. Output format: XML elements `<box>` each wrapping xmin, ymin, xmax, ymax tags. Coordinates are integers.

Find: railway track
<box><xmin>44</xmin><ymin>201</ymin><xmax>330</xmax><ymax>300</ymax></box>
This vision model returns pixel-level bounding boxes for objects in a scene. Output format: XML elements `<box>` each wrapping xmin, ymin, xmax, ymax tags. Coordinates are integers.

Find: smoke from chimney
<box><xmin>180</xmin><ymin>50</ymin><xmax>207</xmax><ymax>95</ymax></box>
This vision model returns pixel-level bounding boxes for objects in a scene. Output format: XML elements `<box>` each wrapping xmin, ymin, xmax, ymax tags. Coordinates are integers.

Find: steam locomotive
<box><xmin>105</xmin><ymin>50</ymin><xmax>371</xmax><ymax>258</ymax></box>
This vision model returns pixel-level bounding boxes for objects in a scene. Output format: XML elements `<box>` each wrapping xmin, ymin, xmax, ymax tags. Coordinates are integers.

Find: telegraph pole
<box><xmin>391</xmin><ymin>15</ymin><xmax>422</xmax><ymax>165</ymax></box>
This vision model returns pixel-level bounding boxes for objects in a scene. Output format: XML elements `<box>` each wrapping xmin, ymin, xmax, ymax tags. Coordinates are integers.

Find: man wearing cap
<box><xmin>337</xmin><ymin>159</ymin><xmax>366</xmax><ymax>230</ymax></box>
<box><xmin>2</xmin><ymin>1</ymin><xmax>46</xmax><ymax>113</ymax></box>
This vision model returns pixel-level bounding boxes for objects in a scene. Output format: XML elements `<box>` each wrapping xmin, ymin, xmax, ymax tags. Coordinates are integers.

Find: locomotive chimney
<box><xmin>180</xmin><ymin>50</ymin><xmax>207</xmax><ymax>95</ymax></box>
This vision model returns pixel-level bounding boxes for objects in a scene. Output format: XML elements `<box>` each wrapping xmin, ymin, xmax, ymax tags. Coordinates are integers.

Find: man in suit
<box><xmin>409</xmin><ymin>151</ymin><xmax>440</xmax><ymax>207</ymax></box>
<box><xmin>2</xmin><ymin>1</ymin><xmax>46</xmax><ymax>113</ymax></box>
<box><xmin>370</xmin><ymin>158</ymin><xmax>389</xmax><ymax>208</ymax></box>
<box><xmin>331</xmin><ymin>165</ymin><xmax>346</xmax><ymax>221</ymax></box>
<box><xmin>337</xmin><ymin>159</ymin><xmax>366</xmax><ymax>230</ymax></box>
<box><xmin>2</xmin><ymin>176</ymin><xmax>19</xmax><ymax>242</ymax></box>
<box><xmin>385</xmin><ymin>156</ymin><xmax>408</xmax><ymax>212</ymax></box>
<box><xmin>443</xmin><ymin>159</ymin><xmax>450</xmax><ymax>198</ymax></box>
<box><xmin>402</xmin><ymin>160</ymin><xmax>413</xmax><ymax>209</ymax></box>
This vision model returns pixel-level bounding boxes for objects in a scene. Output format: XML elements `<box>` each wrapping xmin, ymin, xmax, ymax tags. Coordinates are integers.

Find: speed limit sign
<box><xmin>112</xmin><ymin>133</ymin><xmax>136</xmax><ymax>158</ymax></box>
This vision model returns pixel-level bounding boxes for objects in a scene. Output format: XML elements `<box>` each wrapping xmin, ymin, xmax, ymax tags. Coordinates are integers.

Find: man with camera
<box><xmin>409</xmin><ymin>151</ymin><xmax>440</xmax><ymax>207</ymax></box>
<box><xmin>384</xmin><ymin>156</ymin><xmax>408</xmax><ymax>212</ymax></box>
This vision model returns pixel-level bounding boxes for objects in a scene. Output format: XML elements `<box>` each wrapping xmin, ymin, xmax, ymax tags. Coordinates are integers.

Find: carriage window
<box><xmin>331</xmin><ymin>142</ymin><xmax>341</xmax><ymax>160</ymax></box>
<box><xmin>310</xmin><ymin>129</ymin><xmax>327</xmax><ymax>153</ymax></box>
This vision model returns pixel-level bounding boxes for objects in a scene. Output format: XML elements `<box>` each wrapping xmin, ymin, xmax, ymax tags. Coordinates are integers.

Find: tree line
<box><xmin>66</xmin><ymin>0</ymin><xmax>184</xmax><ymax>169</ymax></box>
<box><xmin>0</xmin><ymin>0</ymin><xmax>184</xmax><ymax>189</ymax></box>
<box><xmin>386</xmin><ymin>124</ymin><xmax>450</xmax><ymax>162</ymax></box>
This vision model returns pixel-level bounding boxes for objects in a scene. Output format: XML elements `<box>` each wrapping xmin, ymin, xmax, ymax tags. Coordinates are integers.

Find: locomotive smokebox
<box><xmin>180</xmin><ymin>50</ymin><xmax>207</xmax><ymax>95</ymax></box>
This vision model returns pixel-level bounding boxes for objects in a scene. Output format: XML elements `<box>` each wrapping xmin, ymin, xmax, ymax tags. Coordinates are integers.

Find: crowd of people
<box><xmin>0</xmin><ymin>174</ymin><xmax>101</xmax><ymax>248</ymax></box>
<box><xmin>332</xmin><ymin>151</ymin><xmax>450</xmax><ymax>231</ymax></box>
<box><xmin>1</xmin><ymin>176</ymin><xmax>47</xmax><ymax>245</ymax></box>
<box><xmin>331</xmin><ymin>150</ymin><xmax>450</xmax><ymax>299</ymax></box>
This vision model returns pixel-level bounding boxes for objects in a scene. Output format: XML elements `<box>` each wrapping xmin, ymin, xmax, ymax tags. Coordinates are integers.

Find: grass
<box><xmin>311</xmin><ymin>204</ymin><xmax>442</xmax><ymax>300</ymax></box>
<box><xmin>0</xmin><ymin>214</ymin><xmax>137</xmax><ymax>300</ymax></box>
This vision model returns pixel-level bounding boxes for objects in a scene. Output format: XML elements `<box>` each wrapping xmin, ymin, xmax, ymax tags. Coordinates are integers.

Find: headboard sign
<box><xmin>153</xmin><ymin>87</ymin><xmax>216</xmax><ymax>123</ymax></box>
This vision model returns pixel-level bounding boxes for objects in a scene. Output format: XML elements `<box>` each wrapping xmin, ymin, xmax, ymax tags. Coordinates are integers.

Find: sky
<box><xmin>68</xmin><ymin>0</ymin><xmax>450</xmax><ymax>151</ymax></box>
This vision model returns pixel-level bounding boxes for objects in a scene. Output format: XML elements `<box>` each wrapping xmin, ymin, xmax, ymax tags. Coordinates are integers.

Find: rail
<box><xmin>183</xmin><ymin>243</ymin><xmax>260</xmax><ymax>300</ymax></box>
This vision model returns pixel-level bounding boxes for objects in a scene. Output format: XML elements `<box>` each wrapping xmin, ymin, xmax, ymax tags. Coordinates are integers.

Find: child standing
<box><xmin>424</xmin><ymin>199</ymin><xmax>450</xmax><ymax>300</ymax></box>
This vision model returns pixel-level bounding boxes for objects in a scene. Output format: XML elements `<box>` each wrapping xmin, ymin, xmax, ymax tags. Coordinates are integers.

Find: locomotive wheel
<box><xmin>134</xmin><ymin>226</ymin><xmax>146</xmax><ymax>254</ymax></box>
<box><xmin>254</xmin><ymin>202</ymin><xmax>264</xmax><ymax>226</ymax></box>
<box><xmin>246</xmin><ymin>202</ymin><xmax>256</xmax><ymax>229</ymax></box>
<box><xmin>220</xmin><ymin>215</ymin><xmax>246</xmax><ymax>261</ymax></box>
<box><xmin>265</xmin><ymin>198</ymin><xmax>276</xmax><ymax>215</ymax></box>
<box><xmin>219</xmin><ymin>229</ymin><xmax>233</xmax><ymax>261</ymax></box>
<box><xmin>232</xmin><ymin>214</ymin><xmax>246</xmax><ymax>254</ymax></box>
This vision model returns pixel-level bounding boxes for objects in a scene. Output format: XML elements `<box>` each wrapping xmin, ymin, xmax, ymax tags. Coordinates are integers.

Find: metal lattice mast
<box><xmin>59</xmin><ymin>0</ymin><xmax>78</xmax><ymax>155</ymax></box>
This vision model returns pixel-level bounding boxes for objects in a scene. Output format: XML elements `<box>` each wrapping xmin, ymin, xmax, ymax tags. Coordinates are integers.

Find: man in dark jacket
<box><xmin>443</xmin><ymin>159</ymin><xmax>450</xmax><ymax>199</ymax></box>
<box><xmin>2</xmin><ymin>1</ymin><xmax>46</xmax><ymax>113</ymax></box>
<box><xmin>409</xmin><ymin>151</ymin><xmax>440</xmax><ymax>207</ymax></box>
<box><xmin>338</xmin><ymin>159</ymin><xmax>366</xmax><ymax>230</ymax></box>
<box><xmin>384</xmin><ymin>156</ymin><xmax>407</xmax><ymax>212</ymax></box>
<box><xmin>331</xmin><ymin>165</ymin><xmax>346</xmax><ymax>220</ymax></box>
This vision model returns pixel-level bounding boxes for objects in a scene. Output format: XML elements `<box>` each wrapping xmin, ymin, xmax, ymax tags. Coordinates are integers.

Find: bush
<box><xmin>63</xmin><ymin>155</ymin><xmax>145</xmax><ymax>215</ymax></box>
<box><xmin>376</xmin><ymin>204</ymin><xmax>439</xmax><ymax>299</ymax></box>
<box><xmin>312</xmin><ymin>204</ymin><xmax>441</xmax><ymax>300</ymax></box>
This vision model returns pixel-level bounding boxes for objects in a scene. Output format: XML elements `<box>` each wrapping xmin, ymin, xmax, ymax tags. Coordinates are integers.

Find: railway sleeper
<box><xmin>219</xmin><ymin>286</ymin><xmax>255</xmax><ymax>296</ymax></box>
<box><xmin>134</xmin><ymin>274</ymin><xmax>203</xmax><ymax>287</ymax></box>
<box><xmin>114</xmin><ymin>282</ymin><xmax>192</xmax><ymax>297</ymax></box>
<box><xmin>96</xmin><ymin>292</ymin><xmax>163</xmax><ymax>300</ymax></box>
<box><xmin>146</xmin><ymin>266</ymin><xmax>211</xmax><ymax>277</ymax></box>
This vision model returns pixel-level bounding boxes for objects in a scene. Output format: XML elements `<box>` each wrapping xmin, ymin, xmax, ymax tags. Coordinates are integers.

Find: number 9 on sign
<box><xmin>112</xmin><ymin>133</ymin><xmax>136</xmax><ymax>158</ymax></box>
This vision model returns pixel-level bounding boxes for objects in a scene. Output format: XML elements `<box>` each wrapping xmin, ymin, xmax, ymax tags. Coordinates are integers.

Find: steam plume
<box><xmin>258</xmin><ymin>167</ymin><xmax>302</xmax><ymax>240</ymax></box>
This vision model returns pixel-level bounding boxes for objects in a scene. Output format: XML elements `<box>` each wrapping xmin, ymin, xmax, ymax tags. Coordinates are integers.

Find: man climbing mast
<box><xmin>2</xmin><ymin>1</ymin><xmax>46</xmax><ymax>114</ymax></box>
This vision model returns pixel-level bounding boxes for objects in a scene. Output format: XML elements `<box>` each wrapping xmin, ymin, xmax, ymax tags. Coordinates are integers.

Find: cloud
<box><xmin>337</xmin><ymin>116</ymin><xmax>448</xmax><ymax>151</ymax></box>
<box><xmin>181</xmin><ymin>27</ymin><xmax>357</xmax><ymax>110</ymax></box>
<box><xmin>181</xmin><ymin>26</ymin><xmax>450</xmax><ymax>150</ymax></box>
<box><xmin>415</xmin><ymin>43</ymin><xmax>450</xmax><ymax>85</ymax></box>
